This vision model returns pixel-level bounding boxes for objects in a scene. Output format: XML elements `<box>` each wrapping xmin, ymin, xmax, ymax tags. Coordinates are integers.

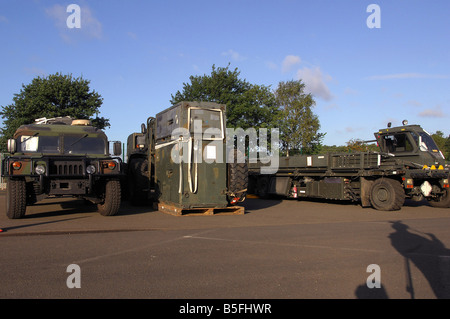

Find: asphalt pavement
<box><xmin>1</xmin><ymin>191</ymin><xmax>450</xmax><ymax>300</ymax></box>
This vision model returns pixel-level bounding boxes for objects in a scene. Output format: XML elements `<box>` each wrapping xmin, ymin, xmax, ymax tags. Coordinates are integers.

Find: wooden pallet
<box><xmin>155</xmin><ymin>202</ymin><xmax>245</xmax><ymax>216</ymax></box>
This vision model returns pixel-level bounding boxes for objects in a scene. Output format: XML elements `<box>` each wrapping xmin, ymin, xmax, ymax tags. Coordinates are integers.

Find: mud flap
<box><xmin>361</xmin><ymin>177</ymin><xmax>373</xmax><ymax>208</ymax></box>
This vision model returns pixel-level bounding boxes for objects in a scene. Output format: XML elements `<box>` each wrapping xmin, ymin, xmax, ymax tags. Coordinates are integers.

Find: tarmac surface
<box><xmin>1</xmin><ymin>191</ymin><xmax>450</xmax><ymax>300</ymax></box>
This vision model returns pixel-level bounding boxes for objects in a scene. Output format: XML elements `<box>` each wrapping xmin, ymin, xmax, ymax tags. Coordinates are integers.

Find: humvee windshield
<box><xmin>18</xmin><ymin>134</ymin><xmax>106</xmax><ymax>155</ymax></box>
<box><xmin>20</xmin><ymin>135</ymin><xmax>59</xmax><ymax>153</ymax></box>
<box><xmin>64</xmin><ymin>135</ymin><xmax>106</xmax><ymax>154</ymax></box>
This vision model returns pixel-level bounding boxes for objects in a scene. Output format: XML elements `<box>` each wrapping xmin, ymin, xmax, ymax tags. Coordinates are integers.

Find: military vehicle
<box><xmin>126</xmin><ymin>101</ymin><xmax>247</xmax><ymax>215</ymax></box>
<box><xmin>248</xmin><ymin>121</ymin><xmax>450</xmax><ymax>210</ymax></box>
<box><xmin>2</xmin><ymin>116</ymin><xmax>124</xmax><ymax>218</ymax></box>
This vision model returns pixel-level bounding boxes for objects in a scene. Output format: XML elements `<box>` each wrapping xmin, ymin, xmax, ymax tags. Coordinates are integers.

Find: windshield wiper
<box><xmin>20</xmin><ymin>132</ymin><xmax>39</xmax><ymax>145</ymax></box>
<box><xmin>66</xmin><ymin>134</ymin><xmax>88</xmax><ymax>151</ymax></box>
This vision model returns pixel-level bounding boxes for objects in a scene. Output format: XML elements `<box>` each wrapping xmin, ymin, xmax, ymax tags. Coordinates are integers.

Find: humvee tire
<box><xmin>97</xmin><ymin>180</ymin><xmax>121</xmax><ymax>216</ymax></box>
<box><xmin>6</xmin><ymin>178</ymin><xmax>27</xmax><ymax>219</ymax></box>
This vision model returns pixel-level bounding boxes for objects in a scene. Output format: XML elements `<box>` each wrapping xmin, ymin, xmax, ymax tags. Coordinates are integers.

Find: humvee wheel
<box><xmin>370</xmin><ymin>178</ymin><xmax>405</xmax><ymax>211</ymax></box>
<box><xmin>97</xmin><ymin>180</ymin><xmax>121</xmax><ymax>216</ymax></box>
<box><xmin>6</xmin><ymin>178</ymin><xmax>27</xmax><ymax>219</ymax></box>
<box><xmin>429</xmin><ymin>189</ymin><xmax>450</xmax><ymax>208</ymax></box>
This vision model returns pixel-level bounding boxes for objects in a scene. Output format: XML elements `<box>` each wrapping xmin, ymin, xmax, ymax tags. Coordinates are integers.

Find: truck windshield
<box><xmin>19</xmin><ymin>135</ymin><xmax>60</xmax><ymax>153</ymax></box>
<box><xmin>63</xmin><ymin>135</ymin><xmax>106</xmax><ymax>154</ymax></box>
<box><xmin>412</xmin><ymin>131</ymin><xmax>445</xmax><ymax>159</ymax></box>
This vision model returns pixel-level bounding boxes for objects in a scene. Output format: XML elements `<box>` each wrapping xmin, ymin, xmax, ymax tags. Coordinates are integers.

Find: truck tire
<box><xmin>97</xmin><ymin>180</ymin><xmax>121</xmax><ymax>216</ymax></box>
<box><xmin>370</xmin><ymin>178</ymin><xmax>405</xmax><ymax>211</ymax></box>
<box><xmin>227</xmin><ymin>150</ymin><xmax>248</xmax><ymax>205</ymax></box>
<box><xmin>429</xmin><ymin>189</ymin><xmax>450</xmax><ymax>208</ymax></box>
<box><xmin>6</xmin><ymin>178</ymin><xmax>27</xmax><ymax>219</ymax></box>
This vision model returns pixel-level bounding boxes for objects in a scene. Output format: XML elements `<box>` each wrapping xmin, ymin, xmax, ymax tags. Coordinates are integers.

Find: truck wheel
<box><xmin>429</xmin><ymin>189</ymin><xmax>450</xmax><ymax>208</ymax></box>
<box><xmin>227</xmin><ymin>150</ymin><xmax>248</xmax><ymax>205</ymax></box>
<box><xmin>97</xmin><ymin>180</ymin><xmax>121</xmax><ymax>216</ymax></box>
<box><xmin>6</xmin><ymin>178</ymin><xmax>27</xmax><ymax>219</ymax></box>
<box><xmin>370</xmin><ymin>178</ymin><xmax>405</xmax><ymax>211</ymax></box>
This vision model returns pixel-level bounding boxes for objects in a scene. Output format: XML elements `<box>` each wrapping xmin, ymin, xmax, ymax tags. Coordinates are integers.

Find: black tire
<box><xmin>227</xmin><ymin>150</ymin><xmax>248</xmax><ymax>205</ymax></box>
<box><xmin>256</xmin><ymin>176</ymin><xmax>270</xmax><ymax>198</ymax></box>
<box><xmin>370</xmin><ymin>178</ymin><xmax>405</xmax><ymax>211</ymax></box>
<box><xmin>6</xmin><ymin>178</ymin><xmax>27</xmax><ymax>219</ymax></box>
<box><xmin>97</xmin><ymin>180</ymin><xmax>121</xmax><ymax>216</ymax></box>
<box><xmin>429</xmin><ymin>189</ymin><xmax>450</xmax><ymax>208</ymax></box>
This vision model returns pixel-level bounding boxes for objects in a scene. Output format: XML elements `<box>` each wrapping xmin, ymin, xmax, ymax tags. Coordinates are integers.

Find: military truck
<box><xmin>2</xmin><ymin>117</ymin><xmax>124</xmax><ymax>218</ymax></box>
<box><xmin>126</xmin><ymin>101</ymin><xmax>247</xmax><ymax>215</ymax></box>
<box><xmin>248</xmin><ymin>121</ymin><xmax>450</xmax><ymax>211</ymax></box>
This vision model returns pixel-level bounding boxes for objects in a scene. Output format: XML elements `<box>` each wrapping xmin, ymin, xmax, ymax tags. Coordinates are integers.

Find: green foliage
<box><xmin>345</xmin><ymin>139</ymin><xmax>379</xmax><ymax>153</ymax></box>
<box><xmin>431</xmin><ymin>131</ymin><xmax>450</xmax><ymax>160</ymax></box>
<box><xmin>0</xmin><ymin>73</ymin><xmax>109</xmax><ymax>152</ymax></box>
<box><xmin>170</xmin><ymin>64</ymin><xmax>279</xmax><ymax>130</ymax></box>
<box><xmin>274</xmin><ymin>80</ymin><xmax>323</xmax><ymax>156</ymax></box>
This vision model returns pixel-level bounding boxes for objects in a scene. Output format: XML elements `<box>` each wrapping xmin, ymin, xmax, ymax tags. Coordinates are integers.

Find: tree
<box><xmin>0</xmin><ymin>73</ymin><xmax>109</xmax><ymax>152</ymax></box>
<box><xmin>432</xmin><ymin>131</ymin><xmax>450</xmax><ymax>160</ymax></box>
<box><xmin>170</xmin><ymin>64</ymin><xmax>279</xmax><ymax>130</ymax></box>
<box><xmin>274</xmin><ymin>80</ymin><xmax>323</xmax><ymax>156</ymax></box>
<box><xmin>345</xmin><ymin>139</ymin><xmax>378</xmax><ymax>152</ymax></box>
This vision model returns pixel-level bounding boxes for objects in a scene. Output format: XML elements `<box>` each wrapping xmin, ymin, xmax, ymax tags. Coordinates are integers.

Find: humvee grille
<box><xmin>50</xmin><ymin>161</ymin><xmax>84</xmax><ymax>176</ymax></box>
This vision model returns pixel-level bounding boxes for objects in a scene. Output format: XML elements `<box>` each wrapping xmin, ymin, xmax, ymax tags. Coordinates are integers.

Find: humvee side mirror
<box><xmin>113</xmin><ymin>141</ymin><xmax>122</xmax><ymax>156</ymax></box>
<box><xmin>7</xmin><ymin>139</ymin><xmax>16</xmax><ymax>154</ymax></box>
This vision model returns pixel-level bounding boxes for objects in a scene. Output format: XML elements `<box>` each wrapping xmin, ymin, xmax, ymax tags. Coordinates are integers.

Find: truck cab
<box><xmin>375</xmin><ymin>121</ymin><xmax>446</xmax><ymax>168</ymax></box>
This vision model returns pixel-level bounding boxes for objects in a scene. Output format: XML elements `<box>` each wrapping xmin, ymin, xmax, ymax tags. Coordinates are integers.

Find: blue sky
<box><xmin>1</xmin><ymin>0</ymin><xmax>449</xmax><ymax>148</ymax></box>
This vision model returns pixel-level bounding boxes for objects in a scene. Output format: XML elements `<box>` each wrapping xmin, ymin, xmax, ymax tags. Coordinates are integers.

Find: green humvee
<box><xmin>1</xmin><ymin>117</ymin><xmax>124</xmax><ymax>218</ymax></box>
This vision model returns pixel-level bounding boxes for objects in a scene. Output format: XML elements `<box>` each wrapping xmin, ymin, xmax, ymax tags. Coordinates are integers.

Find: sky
<box><xmin>0</xmin><ymin>0</ymin><xmax>449</xmax><ymax>148</ymax></box>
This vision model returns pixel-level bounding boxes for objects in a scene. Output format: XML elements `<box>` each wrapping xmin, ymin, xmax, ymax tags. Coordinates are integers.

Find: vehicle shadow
<box><xmin>355</xmin><ymin>220</ymin><xmax>450</xmax><ymax>299</ymax></box>
<box><xmin>241</xmin><ymin>197</ymin><xmax>283</xmax><ymax>212</ymax></box>
<box><xmin>388</xmin><ymin>220</ymin><xmax>450</xmax><ymax>299</ymax></box>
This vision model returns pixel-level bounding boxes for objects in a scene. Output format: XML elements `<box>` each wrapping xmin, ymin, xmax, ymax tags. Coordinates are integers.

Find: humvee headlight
<box><xmin>107</xmin><ymin>161</ymin><xmax>116</xmax><ymax>170</ymax></box>
<box><xmin>35</xmin><ymin>165</ymin><xmax>46</xmax><ymax>175</ymax></box>
<box><xmin>86</xmin><ymin>165</ymin><xmax>96</xmax><ymax>174</ymax></box>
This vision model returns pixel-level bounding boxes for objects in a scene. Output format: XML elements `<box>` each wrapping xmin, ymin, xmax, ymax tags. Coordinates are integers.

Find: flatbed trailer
<box><xmin>248</xmin><ymin>122</ymin><xmax>450</xmax><ymax>211</ymax></box>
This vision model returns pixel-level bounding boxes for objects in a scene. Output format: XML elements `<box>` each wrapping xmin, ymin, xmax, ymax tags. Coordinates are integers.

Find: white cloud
<box><xmin>281</xmin><ymin>55</ymin><xmax>301</xmax><ymax>73</ymax></box>
<box><xmin>296</xmin><ymin>66</ymin><xmax>333</xmax><ymax>101</ymax></box>
<box><xmin>418</xmin><ymin>105</ymin><xmax>446</xmax><ymax>118</ymax></box>
<box><xmin>265</xmin><ymin>61</ymin><xmax>278</xmax><ymax>71</ymax></box>
<box><xmin>366</xmin><ymin>73</ymin><xmax>450</xmax><ymax>80</ymax></box>
<box><xmin>221</xmin><ymin>49</ymin><xmax>245</xmax><ymax>61</ymax></box>
<box><xmin>46</xmin><ymin>4</ymin><xmax>103</xmax><ymax>42</ymax></box>
<box><xmin>0</xmin><ymin>15</ymin><xmax>8</xmax><ymax>23</ymax></box>
<box><xmin>405</xmin><ymin>100</ymin><xmax>422</xmax><ymax>107</ymax></box>
<box><xmin>23</xmin><ymin>67</ymin><xmax>46</xmax><ymax>76</ymax></box>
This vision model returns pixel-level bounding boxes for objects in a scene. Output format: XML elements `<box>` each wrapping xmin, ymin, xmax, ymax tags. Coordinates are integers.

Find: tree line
<box><xmin>1</xmin><ymin>67</ymin><xmax>449</xmax><ymax>161</ymax></box>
